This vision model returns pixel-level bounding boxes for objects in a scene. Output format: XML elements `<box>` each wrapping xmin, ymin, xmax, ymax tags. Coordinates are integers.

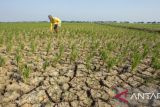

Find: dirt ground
<box><xmin>0</xmin><ymin>53</ymin><xmax>160</xmax><ymax>107</ymax></box>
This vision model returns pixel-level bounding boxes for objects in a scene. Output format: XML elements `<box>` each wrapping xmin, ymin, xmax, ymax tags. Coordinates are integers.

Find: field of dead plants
<box><xmin>0</xmin><ymin>22</ymin><xmax>160</xmax><ymax>107</ymax></box>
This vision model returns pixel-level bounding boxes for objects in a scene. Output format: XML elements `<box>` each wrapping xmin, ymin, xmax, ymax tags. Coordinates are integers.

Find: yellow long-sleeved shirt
<box><xmin>49</xmin><ymin>17</ymin><xmax>61</xmax><ymax>32</ymax></box>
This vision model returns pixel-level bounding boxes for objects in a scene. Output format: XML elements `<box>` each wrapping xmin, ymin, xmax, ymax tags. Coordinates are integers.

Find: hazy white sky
<box><xmin>0</xmin><ymin>0</ymin><xmax>160</xmax><ymax>22</ymax></box>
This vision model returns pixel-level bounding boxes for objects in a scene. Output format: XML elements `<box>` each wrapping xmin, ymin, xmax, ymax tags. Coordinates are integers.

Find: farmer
<box><xmin>48</xmin><ymin>15</ymin><xmax>61</xmax><ymax>33</ymax></box>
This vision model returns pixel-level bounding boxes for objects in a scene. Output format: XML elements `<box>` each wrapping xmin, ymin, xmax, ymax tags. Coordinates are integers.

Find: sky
<box><xmin>0</xmin><ymin>0</ymin><xmax>160</xmax><ymax>22</ymax></box>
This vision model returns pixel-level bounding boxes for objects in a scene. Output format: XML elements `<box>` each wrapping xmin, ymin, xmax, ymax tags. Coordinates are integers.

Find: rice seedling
<box><xmin>151</xmin><ymin>46</ymin><xmax>160</xmax><ymax>69</ymax></box>
<box><xmin>30</xmin><ymin>40</ymin><xmax>36</xmax><ymax>53</ymax></box>
<box><xmin>90</xmin><ymin>40</ymin><xmax>100</xmax><ymax>56</ymax></box>
<box><xmin>142</xmin><ymin>44</ymin><xmax>149</xmax><ymax>58</ymax></box>
<box><xmin>15</xmin><ymin>47</ymin><xmax>22</xmax><ymax>67</ymax></box>
<box><xmin>131</xmin><ymin>51</ymin><xmax>142</xmax><ymax>70</ymax></box>
<box><xmin>152</xmin><ymin>57</ymin><xmax>160</xmax><ymax>69</ymax></box>
<box><xmin>15</xmin><ymin>53</ymin><xmax>21</xmax><ymax>67</ymax></box>
<box><xmin>107</xmin><ymin>42</ymin><xmax>114</xmax><ymax>51</ymax></box>
<box><xmin>0</xmin><ymin>55</ymin><xmax>5</xmax><ymax>67</ymax></box>
<box><xmin>107</xmin><ymin>57</ymin><xmax>117</xmax><ymax>72</ymax></box>
<box><xmin>46</xmin><ymin>41</ymin><xmax>52</xmax><ymax>55</ymax></box>
<box><xmin>21</xmin><ymin>64</ymin><xmax>31</xmax><ymax>81</ymax></box>
<box><xmin>43</xmin><ymin>59</ymin><xmax>50</xmax><ymax>70</ymax></box>
<box><xmin>85</xmin><ymin>53</ymin><xmax>92</xmax><ymax>70</ymax></box>
<box><xmin>52</xmin><ymin>44</ymin><xmax>64</xmax><ymax>65</ymax></box>
<box><xmin>99</xmin><ymin>48</ymin><xmax>108</xmax><ymax>65</ymax></box>
<box><xmin>6</xmin><ymin>42</ymin><xmax>13</xmax><ymax>52</ymax></box>
<box><xmin>70</xmin><ymin>44</ymin><xmax>79</xmax><ymax>63</ymax></box>
<box><xmin>20</xmin><ymin>42</ymin><xmax>25</xmax><ymax>50</ymax></box>
<box><xmin>0</xmin><ymin>35</ymin><xmax>4</xmax><ymax>46</ymax></box>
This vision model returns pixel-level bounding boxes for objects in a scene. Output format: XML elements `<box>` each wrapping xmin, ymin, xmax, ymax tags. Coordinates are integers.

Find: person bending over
<box><xmin>48</xmin><ymin>15</ymin><xmax>61</xmax><ymax>33</ymax></box>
